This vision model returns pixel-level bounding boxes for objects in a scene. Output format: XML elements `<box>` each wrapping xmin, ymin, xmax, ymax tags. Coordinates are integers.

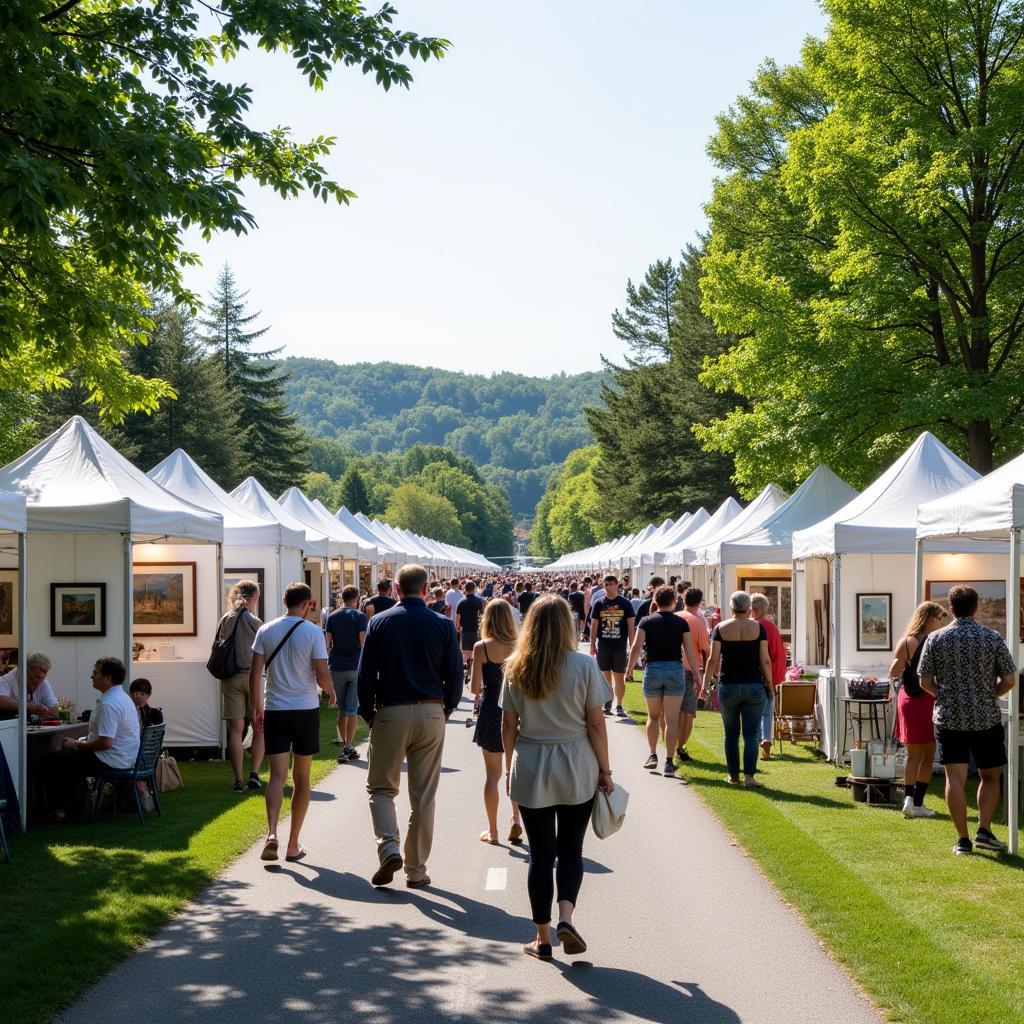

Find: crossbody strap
<box><xmin>265</xmin><ymin>620</ymin><xmax>304</xmax><ymax>669</ymax></box>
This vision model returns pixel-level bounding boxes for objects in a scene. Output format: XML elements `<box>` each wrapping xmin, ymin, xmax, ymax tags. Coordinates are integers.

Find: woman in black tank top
<box><xmin>703</xmin><ymin>591</ymin><xmax>772</xmax><ymax>787</ymax></box>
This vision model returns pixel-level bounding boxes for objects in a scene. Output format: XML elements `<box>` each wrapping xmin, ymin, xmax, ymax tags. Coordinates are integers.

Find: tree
<box><xmin>610</xmin><ymin>258</ymin><xmax>680</xmax><ymax>361</ymax></box>
<box><xmin>200</xmin><ymin>266</ymin><xmax>308</xmax><ymax>491</ymax></box>
<box><xmin>701</xmin><ymin>2</ymin><xmax>1024</xmax><ymax>490</ymax></box>
<box><xmin>339</xmin><ymin>466</ymin><xmax>372</xmax><ymax>515</ymax></box>
<box><xmin>385</xmin><ymin>484</ymin><xmax>467</xmax><ymax>546</ymax></box>
<box><xmin>0</xmin><ymin>1</ymin><xmax>447</xmax><ymax>417</ymax></box>
<box><xmin>120</xmin><ymin>301</ymin><xmax>241</xmax><ymax>482</ymax></box>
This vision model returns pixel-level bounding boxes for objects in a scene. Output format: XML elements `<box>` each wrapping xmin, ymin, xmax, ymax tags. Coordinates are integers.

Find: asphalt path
<box><xmin>60</xmin><ymin>694</ymin><xmax>882</xmax><ymax>1024</ymax></box>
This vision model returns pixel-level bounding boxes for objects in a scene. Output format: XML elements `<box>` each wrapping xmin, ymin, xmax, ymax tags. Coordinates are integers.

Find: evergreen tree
<box><xmin>121</xmin><ymin>301</ymin><xmax>242</xmax><ymax>482</ymax></box>
<box><xmin>610</xmin><ymin>258</ymin><xmax>679</xmax><ymax>361</ymax></box>
<box><xmin>200</xmin><ymin>265</ymin><xmax>309</xmax><ymax>491</ymax></box>
<box><xmin>339</xmin><ymin>466</ymin><xmax>372</xmax><ymax>515</ymax></box>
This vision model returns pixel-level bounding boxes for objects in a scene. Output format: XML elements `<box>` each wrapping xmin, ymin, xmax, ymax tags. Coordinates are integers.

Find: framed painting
<box><xmin>224</xmin><ymin>567</ymin><xmax>265</xmax><ymax>621</ymax></box>
<box><xmin>856</xmin><ymin>592</ymin><xmax>892</xmax><ymax>651</ymax></box>
<box><xmin>0</xmin><ymin>569</ymin><xmax>17</xmax><ymax>647</ymax></box>
<box><xmin>133</xmin><ymin>562</ymin><xmax>197</xmax><ymax>636</ymax></box>
<box><xmin>51</xmin><ymin>582</ymin><xmax>107</xmax><ymax>637</ymax></box>
<box><xmin>926</xmin><ymin>581</ymin><xmax>1007</xmax><ymax>638</ymax></box>
<box><xmin>741</xmin><ymin>577</ymin><xmax>792</xmax><ymax>641</ymax></box>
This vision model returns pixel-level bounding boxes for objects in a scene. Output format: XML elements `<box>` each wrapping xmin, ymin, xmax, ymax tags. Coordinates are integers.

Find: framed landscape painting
<box><xmin>133</xmin><ymin>562</ymin><xmax>197</xmax><ymax>636</ymax></box>
<box><xmin>927</xmin><ymin>580</ymin><xmax>1007</xmax><ymax>638</ymax></box>
<box><xmin>856</xmin><ymin>593</ymin><xmax>892</xmax><ymax>651</ymax></box>
<box><xmin>224</xmin><ymin>567</ymin><xmax>265</xmax><ymax>621</ymax></box>
<box><xmin>51</xmin><ymin>583</ymin><xmax>107</xmax><ymax>637</ymax></box>
<box><xmin>0</xmin><ymin>569</ymin><xmax>17</xmax><ymax>647</ymax></box>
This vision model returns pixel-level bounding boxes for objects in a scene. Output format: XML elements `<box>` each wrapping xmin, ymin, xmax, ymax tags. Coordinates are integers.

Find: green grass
<box><xmin>0</xmin><ymin>706</ymin><xmax>360</xmax><ymax>1024</ymax></box>
<box><xmin>624</xmin><ymin>681</ymin><xmax>1024</xmax><ymax>1024</ymax></box>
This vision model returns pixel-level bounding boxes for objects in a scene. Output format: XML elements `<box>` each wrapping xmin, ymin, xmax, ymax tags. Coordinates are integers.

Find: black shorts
<box><xmin>937</xmin><ymin>723</ymin><xmax>1007</xmax><ymax>769</ymax></box>
<box><xmin>596</xmin><ymin>645</ymin><xmax>627</xmax><ymax>675</ymax></box>
<box><xmin>263</xmin><ymin>708</ymin><xmax>321</xmax><ymax>757</ymax></box>
<box><xmin>461</xmin><ymin>630</ymin><xmax>480</xmax><ymax>653</ymax></box>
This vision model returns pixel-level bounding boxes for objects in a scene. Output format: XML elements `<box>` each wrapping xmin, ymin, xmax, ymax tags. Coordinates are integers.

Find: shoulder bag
<box><xmin>206</xmin><ymin>609</ymin><xmax>245</xmax><ymax>680</ymax></box>
<box><xmin>155</xmin><ymin>754</ymin><xmax>184</xmax><ymax>793</ymax></box>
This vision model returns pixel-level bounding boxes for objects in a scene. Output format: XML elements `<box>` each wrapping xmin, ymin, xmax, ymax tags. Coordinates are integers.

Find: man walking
<box><xmin>358</xmin><ymin>564</ymin><xmax>463</xmax><ymax>888</ymax></box>
<box><xmin>918</xmin><ymin>585</ymin><xmax>1017</xmax><ymax>855</ymax></box>
<box><xmin>365</xmin><ymin>579</ymin><xmax>397</xmax><ymax>621</ymax></box>
<box><xmin>250</xmin><ymin>583</ymin><xmax>335</xmax><ymax>863</ymax></box>
<box><xmin>445</xmin><ymin>578</ymin><xmax>464</xmax><ymax>623</ymax></box>
<box><xmin>676</xmin><ymin>587</ymin><xmax>712</xmax><ymax>762</ymax></box>
<box><xmin>324</xmin><ymin>584</ymin><xmax>368</xmax><ymax>763</ymax></box>
<box><xmin>589</xmin><ymin>574</ymin><xmax>635</xmax><ymax>717</ymax></box>
<box><xmin>750</xmin><ymin>593</ymin><xmax>786</xmax><ymax>762</ymax></box>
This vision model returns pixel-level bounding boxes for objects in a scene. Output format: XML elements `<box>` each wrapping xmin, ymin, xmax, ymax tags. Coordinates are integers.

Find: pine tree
<box><xmin>339</xmin><ymin>466</ymin><xmax>372</xmax><ymax>515</ymax></box>
<box><xmin>610</xmin><ymin>257</ymin><xmax>680</xmax><ymax>361</ymax></box>
<box><xmin>121</xmin><ymin>301</ymin><xmax>242</xmax><ymax>482</ymax></box>
<box><xmin>200</xmin><ymin>265</ymin><xmax>309</xmax><ymax>490</ymax></box>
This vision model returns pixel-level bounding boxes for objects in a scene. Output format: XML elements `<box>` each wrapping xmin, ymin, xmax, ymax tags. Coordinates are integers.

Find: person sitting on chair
<box><xmin>40</xmin><ymin>657</ymin><xmax>140</xmax><ymax>821</ymax></box>
<box><xmin>129</xmin><ymin>678</ymin><xmax>163</xmax><ymax>811</ymax></box>
<box><xmin>0</xmin><ymin>652</ymin><xmax>59</xmax><ymax>718</ymax></box>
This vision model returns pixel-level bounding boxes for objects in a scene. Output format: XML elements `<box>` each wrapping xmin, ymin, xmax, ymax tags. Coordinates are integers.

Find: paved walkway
<box><xmin>60</xmin><ymin>697</ymin><xmax>881</xmax><ymax>1024</ymax></box>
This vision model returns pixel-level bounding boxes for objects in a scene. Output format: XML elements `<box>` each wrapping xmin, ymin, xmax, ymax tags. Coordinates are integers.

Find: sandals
<box><xmin>508</xmin><ymin>822</ymin><xmax>524</xmax><ymax>845</ymax></box>
<box><xmin>556</xmin><ymin>921</ymin><xmax>587</xmax><ymax>955</ymax></box>
<box><xmin>260</xmin><ymin>837</ymin><xmax>279</xmax><ymax>861</ymax></box>
<box><xmin>744</xmin><ymin>779</ymin><xmax>764</xmax><ymax>789</ymax></box>
<box><xmin>523</xmin><ymin>941</ymin><xmax>553</xmax><ymax>960</ymax></box>
<box><xmin>479</xmin><ymin>830</ymin><xmax>499</xmax><ymax>845</ymax></box>
<box><xmin>285</xmin><ymin>847</ymin><xmax>307</xmax><ymax>862</ymax></box>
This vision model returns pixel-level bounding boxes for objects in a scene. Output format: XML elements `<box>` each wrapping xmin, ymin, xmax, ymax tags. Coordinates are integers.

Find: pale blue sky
<box><xmin>187</xmin><ymin>0</ymin><xmax>826</xmax><ymax>377</ymax></box>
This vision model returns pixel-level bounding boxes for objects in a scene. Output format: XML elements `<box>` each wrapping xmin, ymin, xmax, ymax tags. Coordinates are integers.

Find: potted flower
<box><xmin>57</xmin><ymin>696</ymin><xmax>76</xmax><ymax>723</ymax></box>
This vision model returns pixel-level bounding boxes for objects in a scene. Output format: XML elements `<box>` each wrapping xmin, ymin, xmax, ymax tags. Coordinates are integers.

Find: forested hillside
<box><xmin>280</xmin><ymin>359</ymin><xmax>603</xmax><ymax>514</ymax></box>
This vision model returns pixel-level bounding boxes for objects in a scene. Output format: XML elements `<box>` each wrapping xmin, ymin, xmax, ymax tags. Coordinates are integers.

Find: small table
<box><xmin>841</xmin><ymin>695</ymin><xmax>892</xmax><ymax>751</ymax></box>
<box><xmin>847</xmin><ymin>775</ymin><xmax>900</xmax><ymax>806</ymax></box>
<box><xmin>26</xmin><ymin>722</ymin><xmax>89</xmax><ymax>820</ymax></box>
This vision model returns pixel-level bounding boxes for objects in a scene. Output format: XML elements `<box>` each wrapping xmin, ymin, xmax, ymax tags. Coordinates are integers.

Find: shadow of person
<box><xmin>406</xmin><ymin>885</ymin><xmax>530</xmax><ymax>943</ymax></box>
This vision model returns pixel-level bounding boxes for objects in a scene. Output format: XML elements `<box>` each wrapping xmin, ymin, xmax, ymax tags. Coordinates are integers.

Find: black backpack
<box><xmin>207</xmin><ymin>609</ymin><xmax>245</xmax><ymax>680</ymax></box>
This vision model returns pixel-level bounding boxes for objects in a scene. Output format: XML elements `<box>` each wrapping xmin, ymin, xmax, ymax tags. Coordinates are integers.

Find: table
<box><xmin>847</xmin><ymin>775</ymin><xmax>901</xmax><ymax>806</ymax></box>
<box><xmin>841</xmin><ymin>695</ymin><xmax>892</xmax><ymax>751</ymax></box>
<box><xmin>26</xmin><ymin>722</ymin><xmax>89</xmax><ymax>820</ymax></box>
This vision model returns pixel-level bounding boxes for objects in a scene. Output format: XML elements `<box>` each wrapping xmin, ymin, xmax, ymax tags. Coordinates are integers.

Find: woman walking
<box><xmin>702</xmin><ymin>591</ymin><xmax>772</xmax><ymax>788</ymax></box>
<box><xmin>215</xmin><ymin>580</ymin><xmax>264</xmax><ymax>793</ymax></box>
<box><xmin>471</xmin><ymin>599</ymin><xmax>524</xmax><ymax>844</ymax></box>
<box><xmin>889</xmin><ymin>601</ymin><xmax>946</xmax><ymax>819</ymax></box>
<box><xmin>501</xmin><ymin>595</ymin><xmax>613</xmax><ymax>960</ymax></box>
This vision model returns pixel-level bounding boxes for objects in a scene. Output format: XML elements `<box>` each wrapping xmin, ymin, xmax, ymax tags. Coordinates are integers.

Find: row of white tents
<box><xmin>0</xmin><ymin>417</ymin><xmax>498</xmax><ymax>829</ymax></box>
<box><xmin>545</xmin><ymin>431</ymin><xmax>1024</xmax><ymax>852</ymax></box>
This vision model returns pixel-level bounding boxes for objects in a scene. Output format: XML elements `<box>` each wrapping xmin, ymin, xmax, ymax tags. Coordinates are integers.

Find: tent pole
<box><xmin>832</xmin><ymin>554</ymin><xmax>842</xmax><ymax>764</ymax></box>
<box><xmin>914</xmin><ymin>537</ymin><xmax>924</xmax><ymax>603</ymax></box>
<box><xmin>123</xmin><ymin>534</ymin><xmax>133</xmax><ymax>681</ymax></box>
<box><xmin>17</xmin><ymin>531</ymin><xmax>27</xmax><ymax>830</ymax></box>
<box><xmin>216</xmin><ymin>541</ymin><xmax>225</xmax><ymax>760</ymax></box>
<box><xmin>1009</xmin><ymin>527</ymin><xmax>1020</xmax><ymax>856</ymax></box>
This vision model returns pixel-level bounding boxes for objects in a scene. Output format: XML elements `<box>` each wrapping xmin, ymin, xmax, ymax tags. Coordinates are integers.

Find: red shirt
<box><xmin>758</xmin><ymin>615</ymin><xmax>787</xmax><ymax>685</ymax></box>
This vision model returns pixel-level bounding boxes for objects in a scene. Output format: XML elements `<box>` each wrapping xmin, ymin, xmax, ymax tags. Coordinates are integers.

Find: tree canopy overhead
<box><xmin>701</xmin><ymin>0</ymin><xmax>1024</xmax><ymax>491</ymax></box>
<box><xmin>0</xmin><ymin>0</ymin><xmax>447</xmax><ymax>417</ymax></box>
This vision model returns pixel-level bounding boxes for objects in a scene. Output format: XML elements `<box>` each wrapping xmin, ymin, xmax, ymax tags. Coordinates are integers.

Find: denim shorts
<box><xmin>682</xmin><ymin>670</ymin><xmax>698</xmax><ymax>715</ymax></box>
<box><xmin>331</xmin><ymin>670</ymin><xmax>359</xmax><ymax>716</ymax></box>
<box><xmin>642</xmin><ymin>661</ymin><xmax>686</xmax><ymax>698</ymax></box>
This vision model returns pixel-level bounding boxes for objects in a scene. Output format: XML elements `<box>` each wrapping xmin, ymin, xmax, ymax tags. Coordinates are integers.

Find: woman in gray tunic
<box><xmin>501</xmin><ymin>594</ymin><xmax>613</xmax><ymax>960</ymax></box>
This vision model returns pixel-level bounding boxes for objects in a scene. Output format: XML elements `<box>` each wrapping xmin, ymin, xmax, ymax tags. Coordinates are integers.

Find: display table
<box><xmin>841</xmin><ymin>694</ymin><xmax>893</xmax><ymax>749</ymax></box>
<box><xmin>130</xmin><ymin>661</ymin><xmax>222</xmax><ymax>749</ymax></box>
<box><xmin>847</xmin><ymin>775</ymin><xmax>901</xmax><ymax>806</ymax></box>
<box><xmin>26</xmin><ymin>721</ymin><xmax>89</xmax><ymax>821</ymax></box>
<box><xmin>817</xmin><ymin>668</ymin><xmax>894</xmax><ymax>763</ymax></box>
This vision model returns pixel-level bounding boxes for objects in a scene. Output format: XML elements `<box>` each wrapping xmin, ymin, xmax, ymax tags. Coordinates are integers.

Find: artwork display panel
<box><xmin>133</xmin><ymin>562</ymin><xmax>197</xmax><ymax>636</ymax></box>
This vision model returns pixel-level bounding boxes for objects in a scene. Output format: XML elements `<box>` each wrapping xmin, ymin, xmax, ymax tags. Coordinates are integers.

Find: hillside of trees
<box><xmin>279</xmin><ymin>359</ymin><xmax>603</xmax><ymax>516</ymax></box>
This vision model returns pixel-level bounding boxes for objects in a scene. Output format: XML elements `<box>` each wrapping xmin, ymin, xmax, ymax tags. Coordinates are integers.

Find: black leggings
<box><xmin>519</xmin><ymin>797</ymin><xmax>595</xmax><ymax>924</ymax></box>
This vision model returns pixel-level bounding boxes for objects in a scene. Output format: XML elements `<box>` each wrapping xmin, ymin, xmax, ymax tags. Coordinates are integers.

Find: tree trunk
<box><xmin>966</xmin><ymin>419</ymin><xmax>994</xmax><ymax>474</ymax></box>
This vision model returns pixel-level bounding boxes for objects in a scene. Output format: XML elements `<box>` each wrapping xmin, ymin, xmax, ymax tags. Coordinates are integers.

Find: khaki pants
<box><xmin>366</xmin><ymin>702</ymin><xmax>446</xmax><ymax>881</ymax></box>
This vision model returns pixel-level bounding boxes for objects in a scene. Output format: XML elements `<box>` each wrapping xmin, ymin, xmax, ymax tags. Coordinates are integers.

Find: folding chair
<box><xmin>92</xmin><ymin>724</ymin><xmax>165</xmax><ymax>824</ymax></box>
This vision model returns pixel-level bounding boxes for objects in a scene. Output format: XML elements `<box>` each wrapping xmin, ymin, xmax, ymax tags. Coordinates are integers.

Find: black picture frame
<box><xmin>51</xmin><ymin>582</ymin><xmax>107</xmax><ymax>637</ymax></box>
<box><xmin>224</xmin><ymin>567</ymin><xmax>265</xmax><ymax>621</ymax></box>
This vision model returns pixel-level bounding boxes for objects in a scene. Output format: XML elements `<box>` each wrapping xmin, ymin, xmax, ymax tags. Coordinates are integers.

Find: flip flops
<box><xmin>479</xmin><ymin>831</ymin><xmax>499</xmax><ymax>845</ymax></box>
<box><xmin>285</xmin><ymin>847</ymin><xmax>307</xmax><ymax>863</ymax></box>
<box><xmin>260</xmin><ymin>837</ymin><xmax>279</xmax><ymax>861</ymax></box>
<box><xmin>508</xmin><ymin>821</ymin><xmax>524</xmax><ymax>845</ymax></box>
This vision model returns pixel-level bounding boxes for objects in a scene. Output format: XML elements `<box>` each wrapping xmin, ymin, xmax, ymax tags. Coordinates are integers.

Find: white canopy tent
<box><xmin>0</xmin><ymin>417</ymin><xmax>225</xmax><ymax>747</ymax></box>
<box><xmin>791</xmin><ymin>432</ymin><xmax>980</xmax><ymax>760</ymax></box>
<box><xmin>660</xmin><ymin>498</ymin><xmax>744</xmax><ymax>571</ymax></box>
<box><xmin>148</xmin><ymin>450</ymin><xmax>306</xmax><ymax>622</ymax></box>
<box><xmin>610</xmin><ymin>524</ymin><xmax>659</xmax><ymax>571</ymax></box>
<box><xmin>916</xmin><ymin>453</ymin><xmax>1024</xmax><ymax>854</ymax></box>
<box><xmin>354</xmin><ymin>513</ymin><xmax>417</xmax><ymax>567</ymax></box>
<box><xmin>617</xmin><ymin>519</ymin><xmax>674</xmax><ymax>572</ymax></box>
<box><xmin>636</xmin><ymin>510</ymin><xmax>710</xmax><ymax>570</ymax></box>
<box><xmin>337</xmin><ymin>506</ymin><xmax>400</xmax><ymax>566</ymax></box>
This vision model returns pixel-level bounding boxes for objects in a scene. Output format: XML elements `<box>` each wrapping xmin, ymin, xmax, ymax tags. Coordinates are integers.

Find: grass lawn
<box><xmin>0</xmin><ymin>706</ymin><xmax>359</xmax><ymax>1024</ymax></box>
<box><xmin>623</xmin><ymin>681</ymin><xmax>1024</xmax><ymax>1024</ymax></box>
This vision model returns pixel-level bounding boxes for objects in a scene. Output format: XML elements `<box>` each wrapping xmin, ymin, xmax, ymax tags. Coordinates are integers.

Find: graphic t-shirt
<box><xmin>325</xmin><ymin>605</ymin><xmax>368</xmax><ymax>672</ymax></box>
<box><xmin>457</xmin><ymin>594</ymin><xmax>484</xmax><ymax>633</ymax></box>
<box><xmin>591</xmin><ymin>595</ymin><xmax>635</xmax><ymax>648</ymax></box>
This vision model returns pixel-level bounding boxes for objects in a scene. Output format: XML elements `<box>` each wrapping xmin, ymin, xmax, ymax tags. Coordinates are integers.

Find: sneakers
<box><xmin>345</xmin><ymin>745</ymin><xmax>360</xmax><ymax>761</ymax></box>
<box><xmin>953</xmin><ymin>837</ymin><xmax>973</xmax><ymax>855</ymax></box>
<box><xmin>643</xmin><ymin>753</ymin><xmax>658</xmax><ymax>770</ymax></box>
<box><xmin>603</xmin><ymin>701</ymin><xmax>612</xmax><ymax>716</ymax></box>
<box><xmin>914</xmin><ymin>805</ymin><xmax>937</xmax><ymax>818</ymax></box>
<box><xmin>663</xmin><ymin>759</ymin><xmax>677</xmax><ymax>778</ymax></box>
<box><xmin>676</xmin><ymin>747</ymin><xmax>691</xmax><ymax>762</ymax></box>
<box><xmin>247</xmin><ymin>772</ymin><xmax>262</xmax><ymax>790</ymax></box>
<box><xmin>975</xmin><ymin>827</ymin><xmax>1007</xmax><ymax>852</ymax></box>
<box><xmin>232</xmin><ymin>779</ymin><xmax>244</xmax><ymax>794</ymax></box>
<box><xmin>615</xmin><ymin>705</ymin><xmax>628</xmax><ymax>718</ymax></box>
<box><xmin>902</xmin><ymin>795</ymin><xmax>916</xmax><ymax>819</ymax></box>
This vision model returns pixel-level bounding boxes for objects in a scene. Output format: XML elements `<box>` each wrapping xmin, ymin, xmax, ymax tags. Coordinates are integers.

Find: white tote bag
<box><xmin>591</xmin><ymin>782</ymin><xmax>629</xmax><ymax>839</ymax></box>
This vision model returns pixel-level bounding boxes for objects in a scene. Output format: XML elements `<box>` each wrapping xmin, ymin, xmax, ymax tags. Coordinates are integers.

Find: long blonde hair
<box><xmin>901</xmin><ymin>601</ymin><xmax>945</xmax><ymax>642</ymax></box>
<box><xmin>503</xmin><ymin>594</ymin><xmax>575</xmax><ymax>700</ymax></box>
<box><xmin>482</xmin><ymin>599</ymin><xmax>517</xmax><ymax>645</ymax></box>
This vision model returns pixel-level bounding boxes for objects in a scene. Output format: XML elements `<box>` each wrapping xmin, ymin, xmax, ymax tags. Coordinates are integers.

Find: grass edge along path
<box><xmin>623</xmin><ymin>681</ymin><xmax>1024</xmax><ymax>1024</ymax></box>
<box><xmin>1</xmin><ymin>706</ymin><xmax>360</xmax><ymax>1024</ymax></box>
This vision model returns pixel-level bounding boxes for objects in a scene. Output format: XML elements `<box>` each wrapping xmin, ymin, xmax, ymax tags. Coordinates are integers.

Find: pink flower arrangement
<box><xmin>784</xmin><ymin>665</ymin><xmax>806</xmax><ymax>681</ymax></box>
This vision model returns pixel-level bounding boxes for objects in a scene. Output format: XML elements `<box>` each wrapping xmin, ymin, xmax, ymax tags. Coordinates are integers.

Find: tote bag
<box><xmin>155</xmin><ymin>755</ymin><xmax>184</xmax><ymax>793</ymax></box>
<box><xmin>591</xmin><ymin>782</ymin><xmax>629</xmax><ymax>839</ymax></box>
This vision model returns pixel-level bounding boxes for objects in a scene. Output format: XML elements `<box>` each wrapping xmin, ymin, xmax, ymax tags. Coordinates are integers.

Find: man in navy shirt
<box><xmin>358</xmin><ymin>564</ymin><xmax>462</xmax><ymax>889</ymax></box>
<box><xmin>365</xmin><ymin>579</ymin><xmax>397</xmax><ymax>620</ymax></box>
<box><xmin>325</xmin><ymin>585</ymin><xmax>368</xmax><ymax>764</ymax></box>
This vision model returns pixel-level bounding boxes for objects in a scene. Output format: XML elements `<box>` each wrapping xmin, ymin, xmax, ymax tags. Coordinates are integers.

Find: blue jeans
<box><xmin>760</xmin><ymin>695</ymin><xmax>774</xmax><ymax>744</ymax></box>
<box><xmin>718</xmin><ymin>683</ymin><xmax>766</xmax><ymax>778</ymax></box>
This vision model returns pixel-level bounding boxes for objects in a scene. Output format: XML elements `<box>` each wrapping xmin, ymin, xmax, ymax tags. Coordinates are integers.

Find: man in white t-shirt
<box><xmin>0</xmin><ymin>652</ymin><xmax>59</xmax><ymax>717</ymax></box>
<box><xmin>445</xmin><ymin>579</ymin><xmax>463</xmax><ymax>622</ymax></box>
<box><xmin>250</xmin><ymin>582</ymin><xmax>335</xmax><ymax>863</ymax></box>
<box><xmin>41</xmin><ymin>657</ymin><xmax>140</xmax><ymax>819</ymax></box>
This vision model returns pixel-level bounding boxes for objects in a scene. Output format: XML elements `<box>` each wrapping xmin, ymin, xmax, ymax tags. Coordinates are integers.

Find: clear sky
<box><xmin>187</xmin><ymin>0</ymin><xmax>826</xmax><ymax>377</ymax></box>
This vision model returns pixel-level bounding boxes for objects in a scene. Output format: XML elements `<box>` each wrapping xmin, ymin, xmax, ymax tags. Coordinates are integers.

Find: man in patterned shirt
<box><xmin>918</xmin><ymin>585</ymin><xmax>1017</xmax><ymax>855</ymax></box>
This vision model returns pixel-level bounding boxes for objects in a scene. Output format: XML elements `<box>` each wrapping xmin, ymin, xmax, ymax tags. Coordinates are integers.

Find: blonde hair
<box><xmin>902</xmin><ymin>601</ymin><xmax>946</xmax><ymax>641</ymax></box>
<box><xmin>229</xmin><ymin>579</ymin><xmax>260</xmax><ymax>610</ymax></box>
<box><xmin>481</xmin><ymin>598</ymin><xmax>517</xmax><ymax>645</ymax></box>
<box><xmin>503</xmin><ymin>594</ymin><xmax>575</xmax><ymax>701</ymax></box>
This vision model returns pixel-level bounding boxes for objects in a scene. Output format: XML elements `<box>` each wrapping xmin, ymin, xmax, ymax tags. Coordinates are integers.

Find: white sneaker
<box><xmin>914</xmin><ymin>805</ymin><xmax>937</xmax><ymax>818</ymax></box>
<box><xmin>902</xmin><ymin>795</ymin><xmax>916</xmax><ymax>819</ymax></box>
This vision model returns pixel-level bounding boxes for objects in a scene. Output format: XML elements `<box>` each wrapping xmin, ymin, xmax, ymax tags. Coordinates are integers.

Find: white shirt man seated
<box><xmin>0</xmin><ymin>653</ymin><xmax>59</xmax><ymax>717</ymax></box>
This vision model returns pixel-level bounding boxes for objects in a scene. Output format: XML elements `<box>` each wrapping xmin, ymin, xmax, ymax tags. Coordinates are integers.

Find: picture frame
<box><xmin>926</xmin><ymin>580</ymin><xmax>1008</xmax><ymax>639</ymax></box>
<box><xmin>133</xmin><ymin>562</ymin><xmax>197</xmax><ymax>636</ymax></box>
<box><xmin>51</xmin><ymin>582</ymin><xmax>107</xmax><ymax>637</ymax></box>
<box><xmin>224</xmin><ymin>567</ymin><xmax>265</xmax><ymax>621</ymax></box>
<box><xmin>856</xmin><ymin>592</ymin><xmax>892</xmax><ymax>651</ymax></box>
<box><xmin>741</xmin><ymin>577</ymin><xmax>793</xmax><ymax>641</ymax></box>
<box><xmin>0</xmin><ymin>568</ymin><xmax>18</xmax><ymax>647</ymax></box>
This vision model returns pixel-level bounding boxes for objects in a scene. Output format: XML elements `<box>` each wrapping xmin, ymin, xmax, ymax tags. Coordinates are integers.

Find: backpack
<box><xmin>207</xmin><ymin>609</ymin><xmax>245</xmax><ymax>680</ymax></box>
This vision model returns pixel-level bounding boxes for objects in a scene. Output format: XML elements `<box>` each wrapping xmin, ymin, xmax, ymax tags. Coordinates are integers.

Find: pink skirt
<box><xmin>894</xmin><ymin>687</ymin><xmax>936</xmax><ymax>745</ymax></box>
